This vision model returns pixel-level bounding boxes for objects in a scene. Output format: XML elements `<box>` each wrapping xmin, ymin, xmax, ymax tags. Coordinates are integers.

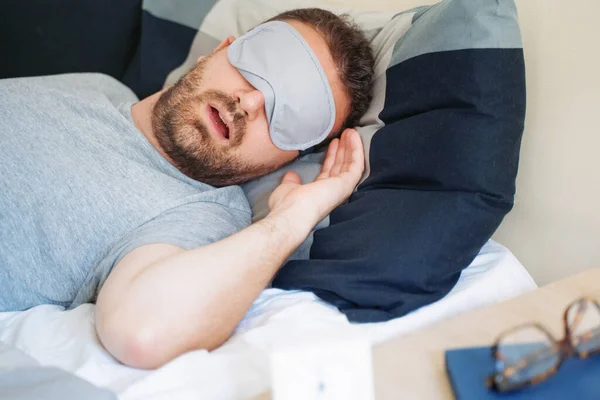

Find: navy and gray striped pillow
<box><xmin>126</xmin><ymin>0</ymin><xmax>526</xmax><ymax>322</ymax></box>
<box><xmin>122</xmin><ymin>0</ymin><xmax>218</xmax><ymax>99</ymax></box>
<box><xmin>271</xmin><ymin>0</ymin><xmax>526</xmax><ymax>322</ymax></box>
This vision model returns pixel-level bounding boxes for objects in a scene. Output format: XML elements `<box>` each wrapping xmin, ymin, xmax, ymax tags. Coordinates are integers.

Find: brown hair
<box><xmin>268</xmin><ymin>8</ymin><xmax>375</xmax><ymax>133</ymax></box>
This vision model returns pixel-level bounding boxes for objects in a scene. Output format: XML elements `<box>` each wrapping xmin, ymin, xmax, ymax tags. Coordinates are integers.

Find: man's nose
<box><xmin>234</xmin><ymin>89</ymin><xmax>265</xmax><ymax>122</ymax></box>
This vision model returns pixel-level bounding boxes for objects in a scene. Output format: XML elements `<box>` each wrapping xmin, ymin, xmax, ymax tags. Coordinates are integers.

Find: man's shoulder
<box><xmin>0</xmin><ymin>73</ymin><xmax>138</xmax><ymax>104</ymax></box>
<box><xmin>127</xmin><ymin>185</ymin><xmax>252</xmax><ymax>250</ymax></box>
<box><xmin>160</xmin><ymin>185</ymin><xmax>253</xmax><ymax>226</ymax></box>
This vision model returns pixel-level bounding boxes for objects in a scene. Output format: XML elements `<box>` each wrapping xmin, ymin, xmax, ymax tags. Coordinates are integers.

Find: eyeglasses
<box><xmin>486</xmin><ymin>297</ymin><xmax>600</xmax><ymax>392</ymax></box>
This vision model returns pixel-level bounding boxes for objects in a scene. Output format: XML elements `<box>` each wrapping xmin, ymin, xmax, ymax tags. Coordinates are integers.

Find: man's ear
<box><xmin>197</xmin><ymin>36</ymin><xmax>235</xmax><ymax>64</ymax></box>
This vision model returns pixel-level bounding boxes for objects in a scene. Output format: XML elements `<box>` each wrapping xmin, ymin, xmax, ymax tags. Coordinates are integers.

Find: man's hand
<box><xmin>268</xmin><ymin>128</ymin><xmax>365</xmax><ymax>228</ymax></box>
<box><xmin>96</xmin><ymin>128</ymin><xmax>365</xmax><ymax>369</ymax></box>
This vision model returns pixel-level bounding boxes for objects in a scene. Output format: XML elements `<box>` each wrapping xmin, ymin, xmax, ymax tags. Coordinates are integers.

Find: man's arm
<box><xmin>95</xmin><ymin>129</ymin><xmax>364</xmax><ymax>369</ymax></box>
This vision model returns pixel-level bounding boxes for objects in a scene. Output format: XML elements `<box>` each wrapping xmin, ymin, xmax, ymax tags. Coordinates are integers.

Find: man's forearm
<box><xmin>96</xmin><ymin>211</ymin><xmax>312</xmax><ymax>369</ymax></box>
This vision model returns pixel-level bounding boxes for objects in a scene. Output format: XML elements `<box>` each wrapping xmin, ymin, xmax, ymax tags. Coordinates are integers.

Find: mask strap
<box><xmin>298</xmin><ymin>146</ymin><xmax>317</xmax><ymax>158</ymax></box>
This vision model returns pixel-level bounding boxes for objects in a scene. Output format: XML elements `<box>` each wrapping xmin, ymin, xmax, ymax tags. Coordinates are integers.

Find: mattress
<box><xmin>0</xmin><ymin>240</ymin><xmax>536</xmax><ymax>400</ymax></box>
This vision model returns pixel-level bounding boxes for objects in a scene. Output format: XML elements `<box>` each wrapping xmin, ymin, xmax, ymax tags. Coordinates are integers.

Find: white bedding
<box><xmin>0</xmin><ymin>240</ymin><xmax>535</xmax><ymax>400</ymax></box>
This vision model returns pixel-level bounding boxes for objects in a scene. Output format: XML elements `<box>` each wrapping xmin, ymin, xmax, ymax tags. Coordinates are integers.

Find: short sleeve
<box><xmin>69</xmin><ymin>200</ymin><xmax>251</xmax><ymax>308</ymax></box>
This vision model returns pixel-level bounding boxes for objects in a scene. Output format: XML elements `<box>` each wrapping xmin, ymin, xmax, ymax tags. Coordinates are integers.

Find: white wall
<box><xmin>332</xmin><ymin>0</ymin><xmax>600</xmax><ymax>285</ymax></box>
<box><xmin>493</xmin><ymin>0</ymin><xmax>600</xmax><ymax>285</ymax></box>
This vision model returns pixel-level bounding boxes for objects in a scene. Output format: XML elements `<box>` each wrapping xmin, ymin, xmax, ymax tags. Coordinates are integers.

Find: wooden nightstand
<box><xmin>372</xmin><ymin>268</ymin><xmax>600</xmax><ymax>399</ymax></box>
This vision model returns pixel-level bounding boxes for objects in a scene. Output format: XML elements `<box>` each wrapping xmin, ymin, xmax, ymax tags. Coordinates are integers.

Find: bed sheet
<box><xmin>0</xmin><ymin>240</ymin><xmax>536</xmax><ymax>400</ymax></box>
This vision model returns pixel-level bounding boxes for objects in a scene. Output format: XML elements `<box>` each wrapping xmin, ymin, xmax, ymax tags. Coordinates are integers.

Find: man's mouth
<box><xmin>207</xmin><ymin>104</ymin><xmax>231</xmax><ymax>140</ymax></box>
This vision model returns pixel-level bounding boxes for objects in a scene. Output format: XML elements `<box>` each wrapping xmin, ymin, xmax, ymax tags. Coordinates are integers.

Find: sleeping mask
<box><xmin>227</xmin><ymin>21</ymin><xmax>336</xmax><ymax>151</ymax></box>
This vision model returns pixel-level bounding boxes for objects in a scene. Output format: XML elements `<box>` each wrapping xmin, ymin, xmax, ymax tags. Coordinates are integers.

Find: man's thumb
<box><xmin>281</xmin><ymin>171</ymin><xmax>301</xmax><ymax>185</ymax></box>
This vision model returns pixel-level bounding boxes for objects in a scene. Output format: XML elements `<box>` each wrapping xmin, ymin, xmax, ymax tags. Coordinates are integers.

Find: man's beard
<box><xmin>151</xmin><ymin>56</ymin><xmax>274</xmax><ymax>187</ymax></box>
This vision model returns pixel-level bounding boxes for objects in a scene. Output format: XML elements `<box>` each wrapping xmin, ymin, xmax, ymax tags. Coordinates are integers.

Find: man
<box><xmin>0</xmin><ymin>9</ymin><xmax>374</xmax><ymax>368</ymax></box>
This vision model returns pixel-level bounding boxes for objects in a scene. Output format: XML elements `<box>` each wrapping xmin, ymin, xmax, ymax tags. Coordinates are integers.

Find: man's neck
<box><xmin>131</xmin><ymin>91</ymin><xmax>177</xmax><ymax>166</ymax></box>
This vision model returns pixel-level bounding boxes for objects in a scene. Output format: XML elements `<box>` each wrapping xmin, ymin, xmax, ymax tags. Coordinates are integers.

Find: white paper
<box><xmin>271</xmin><ymin>337</ymin><xmax>375</xmax><ymax>400</ymax></box>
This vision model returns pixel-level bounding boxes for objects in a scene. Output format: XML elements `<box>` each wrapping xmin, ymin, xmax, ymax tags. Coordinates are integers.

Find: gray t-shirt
<box><xmin>0</xmin><ymin>73</ymin><xmax>252</xmax><ymax>311</ymax></box>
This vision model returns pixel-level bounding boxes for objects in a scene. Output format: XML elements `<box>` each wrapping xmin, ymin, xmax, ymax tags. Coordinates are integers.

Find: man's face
<box><xmin>151</xmin><ymin>20</ymin><xmax>350</xmax><ymax>187</ymax></box>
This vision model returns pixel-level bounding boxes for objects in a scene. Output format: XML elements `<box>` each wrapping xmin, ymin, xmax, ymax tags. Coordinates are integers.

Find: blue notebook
<box><xmin>445</xmin><ymin>346</ymin><xmax>600</xmax><ymax>399</ymax></box>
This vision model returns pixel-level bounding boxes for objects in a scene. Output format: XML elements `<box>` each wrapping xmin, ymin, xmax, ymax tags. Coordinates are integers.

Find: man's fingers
<box><xmin>346</xmin><ymin>129</ymin><xmax>365</xmax><ymax>176</ymax></box>
<box><xmin>340</xmin><ymin>129</ymin><xmax>357</xmax><ymax>173</ymax></box>
<box><xmin>330</xmin><ymin>130</ymin><xmax>348</xmax><ymax>176</ymax></box>
<box><xmin>317</xmin><ymin>138</ymin><xmax>339</xmax><ymax>180</ymax></box>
